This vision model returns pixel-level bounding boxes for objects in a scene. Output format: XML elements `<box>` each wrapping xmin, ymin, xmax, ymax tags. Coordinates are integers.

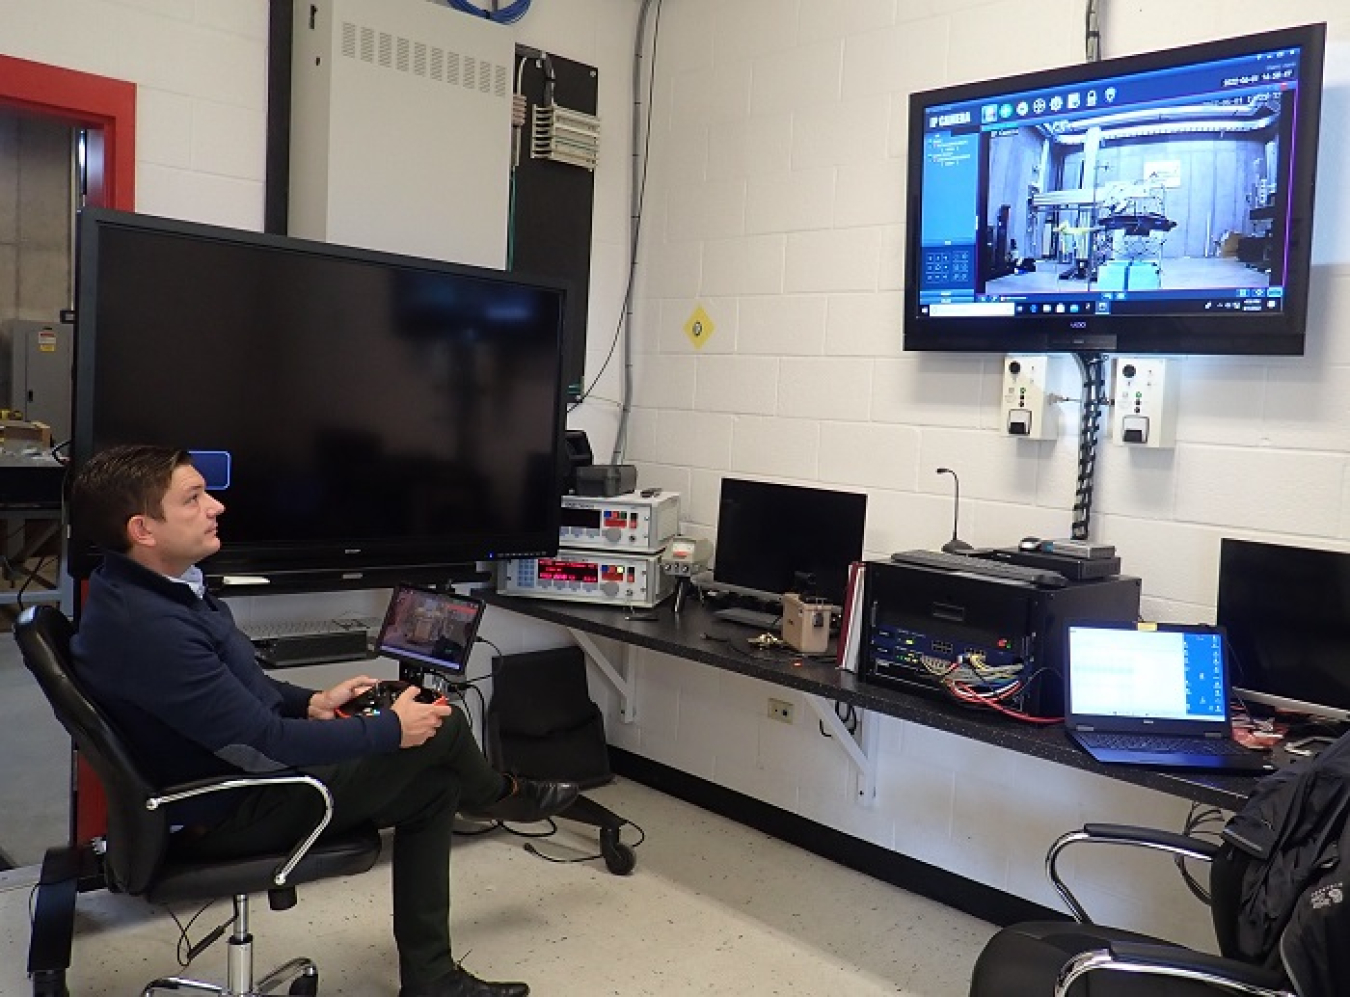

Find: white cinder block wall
<box><xmin>9</xmin><ymin>0</ymin><xmax>1350</xmax><ymax>960</ymax></box>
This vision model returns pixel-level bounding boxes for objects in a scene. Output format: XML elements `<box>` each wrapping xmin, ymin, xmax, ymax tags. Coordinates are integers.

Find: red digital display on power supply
<box><xmin>537</xmin><ymin>559</ymin><xmax>599</xmax><ymax>584</ymax></box>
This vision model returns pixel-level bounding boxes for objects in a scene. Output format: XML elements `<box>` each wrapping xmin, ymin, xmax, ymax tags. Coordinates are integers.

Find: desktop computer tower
<box><xmin>858</xmin><ymin>560</ymin><xmax>1141</xmax><ymax>718</ymax></box>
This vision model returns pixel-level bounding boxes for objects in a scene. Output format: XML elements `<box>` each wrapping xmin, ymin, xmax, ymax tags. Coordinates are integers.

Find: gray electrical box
<box><xmin>289</xmin><ymin>0</ymin><xmax>511</xmax><ymax>269</ymax></box>
<box><xmin>0</xmin><ymin>318</ymin><xmax>72</xmax><ymax>443</ymax></box>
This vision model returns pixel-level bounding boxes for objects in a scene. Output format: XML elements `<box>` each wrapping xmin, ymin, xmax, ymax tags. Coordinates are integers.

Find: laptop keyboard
<box><xmin>1075</xmin><ymin>732</ymin><xmax>1256</xmax><ymax>756</ymax></box>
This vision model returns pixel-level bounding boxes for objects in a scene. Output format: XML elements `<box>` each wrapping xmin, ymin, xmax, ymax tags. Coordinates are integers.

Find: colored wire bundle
<box><xmin>923</xmin><ymin>652</ymin><xmax>1063</xmax><ymax>724</ymax></box>
<box><xmin>443</xmin><ymin>0</ymin><xmax>532</xmax><ymax>25</ymax></box>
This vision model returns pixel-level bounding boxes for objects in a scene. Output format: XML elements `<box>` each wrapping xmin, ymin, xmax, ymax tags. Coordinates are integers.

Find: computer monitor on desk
<box><xmin>1218</xmin><ymin>538</ymin><xmax>1350</xmax><ymax>722</ymax></box>
<box><xmin>710</xmin><ymin>478</ymin><xmax>867</xmax><ymax>607</ymax></box>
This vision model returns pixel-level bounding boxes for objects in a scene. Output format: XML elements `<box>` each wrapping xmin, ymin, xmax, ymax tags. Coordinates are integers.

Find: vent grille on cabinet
<box><xmin>340</xmin><ymin>19</ymin><xmax>508</xmax><ymax>98</ymax></box>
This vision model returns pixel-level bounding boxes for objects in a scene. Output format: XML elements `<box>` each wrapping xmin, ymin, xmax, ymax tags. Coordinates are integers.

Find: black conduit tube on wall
<box><xmin>1071</xmin><ymin>352</ymin><xmax>1108</xmax><ymax>540</ymax></box>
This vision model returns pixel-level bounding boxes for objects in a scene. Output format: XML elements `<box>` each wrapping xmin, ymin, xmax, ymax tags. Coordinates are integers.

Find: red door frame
<box><xmin>2</xmin><ymin>54</ymin><xmax>136</xmax><ymax>844</ymax></box>
<box><xmin>0</xmin><ymin>53</ymin><xmax>136</xmax><ymax>210</ymax></box>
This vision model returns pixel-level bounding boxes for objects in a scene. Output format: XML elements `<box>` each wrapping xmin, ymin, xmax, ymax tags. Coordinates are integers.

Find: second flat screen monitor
<box><xmin>1217</xmin><ymin>537</ymin><xmax>1350</xmax><ymax>721</ymax></box>
<box><xmin>713</xmin><ymin>478</ymin><xmax>867</xmax><ymax>605</ymax></box>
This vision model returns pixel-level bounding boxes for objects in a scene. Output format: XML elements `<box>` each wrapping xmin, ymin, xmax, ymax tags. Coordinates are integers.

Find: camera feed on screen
<box><xmin>376</xmin><ymin>586</ymin><xmax>484</xmax><ymax>677</ymax></box>
<box><xmin>916</xmin><ymin>41</ymin><xmax>1310</xmax><ymax>320</ymax></box>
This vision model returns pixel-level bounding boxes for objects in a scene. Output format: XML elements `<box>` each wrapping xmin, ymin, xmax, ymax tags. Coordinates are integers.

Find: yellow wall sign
<box><xmin>683</xmin><ymin>305</ymin><xmax>715</xmax><ymax>348</ymax></box>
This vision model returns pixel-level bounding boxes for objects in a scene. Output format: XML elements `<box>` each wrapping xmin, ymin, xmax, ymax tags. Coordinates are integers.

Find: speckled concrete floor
<box><xmin>0</xmin><ymin>777</ymin><xmax>996</xmax><ymax>996</ymax></box>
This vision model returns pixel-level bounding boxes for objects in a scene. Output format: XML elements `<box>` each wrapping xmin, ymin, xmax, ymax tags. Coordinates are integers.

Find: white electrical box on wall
<box><xmin>1001</xmin><ymin>355</ymin><xmax>1057</xmax><ymax>440</ymax></box>
<box><xmin>289</xmin><ymin>0</ymin><xmax>512</xmax><ymax>268</ymax></box>
<box><xmin>1112</xmin><ymin>357</ymin><xmax>1178</xmax><ymax>448</ymax></box>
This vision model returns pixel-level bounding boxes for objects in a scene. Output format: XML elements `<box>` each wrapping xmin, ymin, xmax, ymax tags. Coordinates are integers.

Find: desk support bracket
<box><xmin>569</xmin><ymin>629</ymin><xmax>637</xmax><ymax>723</ymax></box>
<box><xmin>804</xmin><ymin>695</ymin><xmax>878</xmax><ymax>805</ymax></box>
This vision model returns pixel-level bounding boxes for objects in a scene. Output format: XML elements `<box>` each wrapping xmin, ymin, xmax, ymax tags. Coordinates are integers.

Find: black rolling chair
<box><xmin>480</xmin><ymin>646</ymin><xmax>637</xmax><ymax>875</ymax></box>
<box><xmin>15</xmin><ymin>605</ymin><xmax>383</xmax><ymax>997</ymax></box>
<box><xmin>969</xmin><ymin>823</ymin><xmax>1293</xmax><ymax>997</ymax></box>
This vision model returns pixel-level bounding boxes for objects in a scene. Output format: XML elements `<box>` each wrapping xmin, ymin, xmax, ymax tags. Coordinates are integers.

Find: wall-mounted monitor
<box><xmin>711</xmin><ymin>478</ymin><xmax>867</xmax><ymax>606</ymax></box>
<box><xmin>1217</xmin><ymin>537</ymin><xmax>1350</xmax><ymax>722</ymax></box>
<box><xmin>72</xmin><ymin>208</ymin><xmax>569</xmax><ymax>589</ymax></box>
<box><xmin>904</xmin><ymin>23</ymin><xmax>1325</xmax><ymax>355</ymax></box>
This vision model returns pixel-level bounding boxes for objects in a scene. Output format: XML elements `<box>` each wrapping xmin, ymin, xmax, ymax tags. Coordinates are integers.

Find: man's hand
<box><xmin>390</xmin><ymin>686</ymin><xmax>452</xmax><ymax>748</ymax></box>
<box><xmin>308</xmin><ymin>675</ymin><xmax>379</xmax><ymax>720</ymax></box>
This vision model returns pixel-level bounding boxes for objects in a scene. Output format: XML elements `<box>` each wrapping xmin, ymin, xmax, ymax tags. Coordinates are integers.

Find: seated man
<box><xmin>69</xmin><ymin>444</ymin><xmax>579</xmax><ymax>997</ymax></box>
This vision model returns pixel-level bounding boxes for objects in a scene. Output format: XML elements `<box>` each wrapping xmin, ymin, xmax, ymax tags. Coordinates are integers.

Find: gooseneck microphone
<box><xmin>936</xmin><ymin>467</ymin><xmax>974</xmax><ymax>554</ymax></box>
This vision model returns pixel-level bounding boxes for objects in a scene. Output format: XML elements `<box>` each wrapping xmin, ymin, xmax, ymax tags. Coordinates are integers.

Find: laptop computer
<box><xmin>375</xmin><ymin>584</ymin><xmax>486</xmax><ymax>685</ymax></box>
<box><xmin>1064</xmin><ymin>621</ymin><xmax>1276</xmax><ymax>773</ymax></box>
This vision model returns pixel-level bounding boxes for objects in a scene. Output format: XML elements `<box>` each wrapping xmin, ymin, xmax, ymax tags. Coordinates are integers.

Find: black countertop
<box><xmin>483</xmin><ymin>592</ymin><xmax>1275</xmax><ymax>811</ymax></box>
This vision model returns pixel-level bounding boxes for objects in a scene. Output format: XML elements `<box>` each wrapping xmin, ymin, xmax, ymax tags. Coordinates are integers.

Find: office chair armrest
<box><xmin>1080</xmin><ymin>823</ymin><xmax>1222</xmax><ymax>857</ymax></box>
<box><xmin>146</xmin><ymin>772</ymin><xmax>335</xmax><ymax>888</ymax></box>
<box><xmin>1048</xmin><ymin>824</ymin><xmax>1219</xmax><ymax>924</ymax></box>
<box><xmin>1054</xmin><ymin>943</ymin><xmax>1294</xmax><ymax>997</ymax></box>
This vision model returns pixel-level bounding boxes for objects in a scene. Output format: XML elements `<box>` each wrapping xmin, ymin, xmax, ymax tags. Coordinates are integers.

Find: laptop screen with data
<box><xmin>1066</xmin><ymin>623</ymin><xmax>1229</xmax><ymax>729</ymax></box>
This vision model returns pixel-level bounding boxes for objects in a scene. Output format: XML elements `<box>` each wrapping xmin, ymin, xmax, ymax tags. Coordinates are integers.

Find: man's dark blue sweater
<box><xmin>72</xmin><ymin>552</ymin><xmax>401</xmax><ymax>824</ymax></box>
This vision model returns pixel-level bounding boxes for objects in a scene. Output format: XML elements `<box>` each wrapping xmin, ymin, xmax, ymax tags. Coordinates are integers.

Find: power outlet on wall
<box><xmin>767</xmin><ymin>698</ymin><xmax>795</xmax><ymax>724</ymax></box>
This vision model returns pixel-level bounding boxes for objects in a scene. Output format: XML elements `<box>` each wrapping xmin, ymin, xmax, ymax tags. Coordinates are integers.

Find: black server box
<box><xmin>858</xmin><ymin>560</ymin><xmax>1142</xmax><ymax>717</ymax></box>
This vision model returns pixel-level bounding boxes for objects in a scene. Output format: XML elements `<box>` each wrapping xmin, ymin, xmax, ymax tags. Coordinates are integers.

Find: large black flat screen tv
<box><xmin>904</xmin><ymin>23</ymin><xmax>1325</xmax><ymax>355</ymax></box>
<box><xmin>72</xmin><ymin>208</ymin><xmax>568</xmax><ymax>589</ymax></box>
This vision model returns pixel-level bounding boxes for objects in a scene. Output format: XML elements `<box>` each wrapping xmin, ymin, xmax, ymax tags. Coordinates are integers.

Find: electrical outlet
<box><xmin>767</xmin><ymin>698</ymin><xmax>794</xmax><ymax>723</ymax></box>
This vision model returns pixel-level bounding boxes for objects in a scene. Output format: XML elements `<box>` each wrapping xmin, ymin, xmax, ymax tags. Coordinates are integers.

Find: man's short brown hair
<box><xmin>68</xmin><ymin>445</ymin><xmax>194</xmax><ymax>553</ymax></box>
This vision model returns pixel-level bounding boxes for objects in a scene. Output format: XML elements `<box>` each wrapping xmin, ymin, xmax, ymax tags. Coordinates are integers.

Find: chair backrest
<box><xmin>14</xmin><ymin>604</ymin><xmax>171</xmax><ymax>895</ymax></box>
<box><xmin>487</xmin><ymin>646</ymin><xmax>611</xmax><ymax>789</ymax></box>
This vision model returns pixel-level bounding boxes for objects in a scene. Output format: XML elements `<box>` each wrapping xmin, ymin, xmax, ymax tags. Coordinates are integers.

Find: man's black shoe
<box><xmin>462</xmin><ymin>775</ymin><xmax>580</xmax><ymax>824</ymax></box>
<box><xmin>399</xmin><ymin>965</ymin><xmax>529</xmax><ymax>997</ymax></box>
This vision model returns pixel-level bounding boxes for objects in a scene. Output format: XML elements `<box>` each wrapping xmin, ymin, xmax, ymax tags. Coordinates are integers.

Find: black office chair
<box><xmin>969</xmin><ymin>823</ymin><xmax>1293</xmax><ymax>997</ymax></box>
<box><xmin>15</xmin><ymin>605</ymin><xmax>383</xmax><ymax>997</ymax></box>
<box><xmin>479</xmin><ymin>646</ymin><xmax>637</xmax><ymax>875</ymax></box>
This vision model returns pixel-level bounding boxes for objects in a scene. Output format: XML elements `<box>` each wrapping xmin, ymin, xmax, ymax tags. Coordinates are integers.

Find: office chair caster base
<box><xmin>142</xmin><ymin>957</ymin><xmax>317</xmax><ymax>996</ymax></box>
<box><xmin>259</xmin><ymin>958</ymin><xmax>317</xmax><ymax>995</ymax></box>
<box><xmin>142</xmin><ymin>978</ymin><xmax>226</xmax><ymax>996</ymax></box>
<box><xmin>30</xmin><ymin>968</ymin><xmax>69</xmax><ymax>997</ymax></box>
<box><xmin>599</xmin><ymin>827</ymin><xmax>636</xmax><ymax>876</ymax></box>
<box><xmin>286</xmin><ymin>967</ymin><xmax>319</xmax><ymax>995</ymax></box>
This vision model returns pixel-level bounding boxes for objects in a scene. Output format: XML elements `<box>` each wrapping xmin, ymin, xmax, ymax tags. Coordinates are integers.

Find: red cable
<box><xmin>948</xmin><ymin>681</ymin><xmax>1063</xmax><ymax>724</ymax></box>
